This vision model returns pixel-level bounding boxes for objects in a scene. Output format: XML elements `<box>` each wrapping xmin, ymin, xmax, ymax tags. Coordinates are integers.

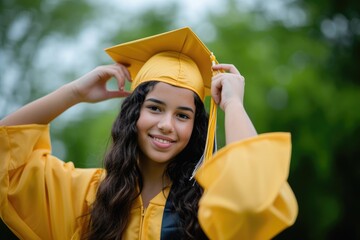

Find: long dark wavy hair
<box><xmin>85</xmin><ymin>81</ymin><xmax>209</xmax><ymax>239</ymax></box>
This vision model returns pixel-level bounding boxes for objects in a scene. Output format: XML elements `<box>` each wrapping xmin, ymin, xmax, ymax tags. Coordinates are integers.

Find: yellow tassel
<box><xmin>190</xmin><ymin>52</ymin><xmax>219</xmax><ymax>180</ymax></box>
<box><xmin>204</xmin><ymin>52</ymin><xmax>218</xmax><ymax>161</ymax></box>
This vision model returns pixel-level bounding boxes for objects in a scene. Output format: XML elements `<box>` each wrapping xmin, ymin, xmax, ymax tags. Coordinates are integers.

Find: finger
<box><xmin>212</xmin><ymin>64</ymin><xmax>240</xmax><ymax>75</ymax></box>
<box><xmin>211</xmin><ymin>77</ymin><xmax>222</xmax><ymax>104</ymax></box>
<box><xmin>115</xmin><ymin>63</ymin><xmax>132</xmax><ymax>81</ymax></box>
<box><xmin>212</xmin><ymin>71</ymin><xmax>245</xmax><ymax>92</ymax></box>
<box><xmin>108</xmin><ymin>66</ymin><xmax>129</xmax><ymax>91</ymax></box>
<box><xmin>106</xmin><ymin>90</ymin><xmax>132</xmax><ymax>99</ymax></box>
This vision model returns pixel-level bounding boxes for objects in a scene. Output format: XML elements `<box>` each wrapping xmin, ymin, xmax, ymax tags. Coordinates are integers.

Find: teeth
<box><xmin>153</xmin><ymin>137</ymin><xmax>171</xmax><ymax>144</ymax></box>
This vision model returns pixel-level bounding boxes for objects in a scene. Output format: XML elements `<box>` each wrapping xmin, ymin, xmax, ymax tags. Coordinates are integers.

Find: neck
<box><xmin>138</xmin><ymin>156</ymin><xmax>171</xmax><ymax>207</ymax></box>
<box><xmin>139</xmin><ymin>159</ymin><xmax>169</xmax><ymax>186</ymax></box>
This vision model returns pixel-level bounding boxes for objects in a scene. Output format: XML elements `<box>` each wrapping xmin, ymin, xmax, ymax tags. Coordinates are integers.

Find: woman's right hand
<box><xmin>68</xmin><ymin>63</ymin><xmax>132</xmax><ymax>103</ymax></box>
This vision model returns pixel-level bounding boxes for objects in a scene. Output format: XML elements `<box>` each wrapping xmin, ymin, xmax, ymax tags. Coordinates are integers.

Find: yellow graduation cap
<box><xmin>105</xmin><ymin>27</ymin><xmax>219</xmax><ymax>177</ymax></box>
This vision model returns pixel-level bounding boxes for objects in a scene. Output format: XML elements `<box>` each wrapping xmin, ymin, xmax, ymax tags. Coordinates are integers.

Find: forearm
<box><xmin>0</xmin><ymin>84</ymin><xmax>79</xmax><ymax>126</ymax></box>
<box><xmin>224</xmin><ymin>101</ymin><xmax>257</xmax><ymax>144</ymax></box>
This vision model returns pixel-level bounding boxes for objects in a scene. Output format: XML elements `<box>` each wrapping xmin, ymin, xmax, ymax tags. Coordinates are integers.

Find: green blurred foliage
<box><xmin>1</xmin><ymin>0</ymin><xmax>360</xmax><ymax>239</ymax></box>
<box><xmin>0</xmin><ymin>0</ymin><xmax>95</xmax><ymax>110</ymax></box>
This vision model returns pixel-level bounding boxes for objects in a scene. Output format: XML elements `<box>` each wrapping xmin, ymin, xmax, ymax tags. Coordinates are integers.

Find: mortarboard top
<box><xmin>105</xmin><ymin>27</ymin><xmax>219</xmax><ymax>101</ymax></box>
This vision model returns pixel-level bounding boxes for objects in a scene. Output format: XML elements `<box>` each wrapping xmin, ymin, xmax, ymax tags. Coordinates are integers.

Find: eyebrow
<box><xmin>145</xmin><ymin>98</ymin><xmax>195</xmax><ymax>113</ymax></box>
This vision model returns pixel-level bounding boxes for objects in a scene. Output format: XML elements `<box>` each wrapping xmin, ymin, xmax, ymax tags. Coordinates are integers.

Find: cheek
<box><xmin>179</xmin><ymin>121</ymin><xmax>194</xmax><ymax>142</ymax></box>
<box><xmin>136</xmin><ymin>115</ymin><xmax>143</xmax><ymax>130</ymax></box>
<box><xmin>136</xmin><ymin>110</ymin><xmax>151</xmax><ymax>130</ymax></box>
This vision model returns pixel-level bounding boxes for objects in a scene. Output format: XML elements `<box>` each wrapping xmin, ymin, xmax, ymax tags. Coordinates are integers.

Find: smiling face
<box><xmin>136</xmin><ymin>82</ymin><xmax>196</xmax><ymax>167</ymax></box>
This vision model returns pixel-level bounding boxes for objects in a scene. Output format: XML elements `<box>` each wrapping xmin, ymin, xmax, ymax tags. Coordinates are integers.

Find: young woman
<box><xmin>0</xmin><ymin>27</ymin><xmax>297</xmax><ymax>239</ymax></box>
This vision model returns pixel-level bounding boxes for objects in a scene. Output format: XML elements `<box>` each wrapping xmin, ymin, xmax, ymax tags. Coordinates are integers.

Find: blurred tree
<box><xmin>297</xmin><ymin>0</ymin><xmax>360</xmax><ymax>239</ymax></box>
<box><xmin>0</xmin><ymin>0</ymin><xmax>95</xmax><ymax>115</ymax></box>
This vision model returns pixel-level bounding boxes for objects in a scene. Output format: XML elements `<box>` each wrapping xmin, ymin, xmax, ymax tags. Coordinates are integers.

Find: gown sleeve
<box><xmin>0</xmin><ymin>124</ymin><xmax>103</xmax><ymax>240</ymax></box>
<box><xmin>195</xmin><ymin>132</ymin><xmax>298</xmax><ymax>240</ymax></box>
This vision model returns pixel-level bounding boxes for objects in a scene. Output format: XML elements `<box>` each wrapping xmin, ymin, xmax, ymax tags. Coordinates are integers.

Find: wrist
<box><xmin>59</xmin><ymin>83</ymin><xmax>83</xmax><ymax>106</ymax></box>
<box><xmin>223</xmin><ymin>99</ymin><xmax>244</xmax><ymax>112</ymax></box>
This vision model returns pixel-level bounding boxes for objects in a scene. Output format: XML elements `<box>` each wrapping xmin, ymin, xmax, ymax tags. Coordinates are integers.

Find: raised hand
<box><xmin>211</xmin><ymin>64</ymin><xmax>245</xmax><ymax>111</ymax></box>
<box><xmin>68</xmin><ymin>64</ymin><xmax>131</xmax><ymax>103</ymax></box>
<box><xmin>211</xmin><ymin>64</ymin><xmax>256</xmax><ymax>144</ymax></box>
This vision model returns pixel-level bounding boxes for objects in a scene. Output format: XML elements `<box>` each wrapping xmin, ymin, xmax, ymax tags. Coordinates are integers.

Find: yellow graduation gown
<box><xmin>0</xmin><ymin>124</ymin><xmax>297</xmax><ymax>239</ymax></box>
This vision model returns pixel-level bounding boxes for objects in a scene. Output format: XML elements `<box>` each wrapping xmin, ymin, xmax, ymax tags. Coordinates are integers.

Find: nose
<box><xmin>157</xmin><ymin>113</ymin><xmax>174</xmax><ymax>133</ymax></box>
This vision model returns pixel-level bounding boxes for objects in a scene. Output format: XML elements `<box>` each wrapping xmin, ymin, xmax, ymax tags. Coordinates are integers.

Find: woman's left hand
<box><xmin>211</xmin><ymin>64</ymin><xmax>245</xmax><ymax>111</ymax></box>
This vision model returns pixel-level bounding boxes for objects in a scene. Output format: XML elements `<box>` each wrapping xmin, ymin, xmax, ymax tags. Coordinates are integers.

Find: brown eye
<box><xmin>177</xmin><ymin>113</ymin><xmax>190</xmax><ymax>120</ymax></box>
<box><xmin>147</xmin><ymin>105</ymin><xmax>161</xmax><ymax>112</ymax></box>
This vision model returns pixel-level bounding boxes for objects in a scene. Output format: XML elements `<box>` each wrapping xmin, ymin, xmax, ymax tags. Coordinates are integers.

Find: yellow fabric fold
<box><xmin>0</xmin><ymin>125</ymin><xmax>102</xmax><ymax>240</ymax></box>
<box><xmin>195</xmin><ymin>132</ymin><xmax>298</xmax><ymax>240</ymax></box>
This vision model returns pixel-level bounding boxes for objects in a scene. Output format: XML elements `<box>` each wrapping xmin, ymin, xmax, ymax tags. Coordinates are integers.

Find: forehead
<box><xmin>145</xmin><ymin>82</ymin><xmax>196</xmax><ymax>106</ymax></box>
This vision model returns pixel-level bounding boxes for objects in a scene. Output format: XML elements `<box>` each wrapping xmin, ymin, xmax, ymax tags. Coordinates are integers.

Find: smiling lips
<box><xmin>149</xmin><ymin>134</ymin><xmax>175</xmax><ymax>149</ymax></box>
